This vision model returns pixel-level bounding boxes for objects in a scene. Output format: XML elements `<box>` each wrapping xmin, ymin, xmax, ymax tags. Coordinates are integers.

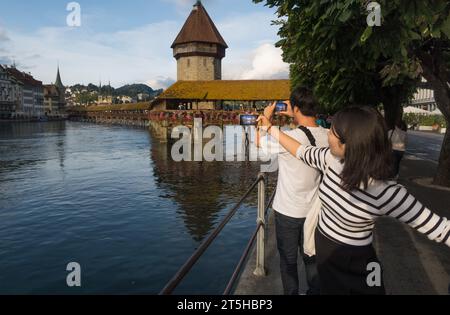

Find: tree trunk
<box><xmin>383</xmin><ymin>100</ymin><xmax>401</xmax><ymax>129</ymax></box>
<box><xmin>434</xmin><ymin>128</ymin><xmax>450</xmax><ymax>186</ymax></box>
<box><xmin>381</xmin><ymin>87</ymin><xmax>403</xmax><ymax>129</ymax></box>
<box><xmin>419</xmin><ymin>52</ymin><xmax>450</xmax><ymax>187</ymax></box>
<box><xmin>430</xmin><ymin>82</ymin><xmax>450</xmax><ymax>187</ymax></box>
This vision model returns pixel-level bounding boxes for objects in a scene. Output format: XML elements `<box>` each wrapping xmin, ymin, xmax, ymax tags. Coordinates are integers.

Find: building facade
<box><xmin>6</xmin><ymin>66</ymin><xmax>44</xmax><ymax>119</ymax></box>
<box><xmin>410</xmin><ymin>87</ymin><xmax>438</xmax><ymax>112</ymax></box>
<box><xmin>43</xmin><ymin>85</ymin><xmax>65</xmax><ymax>115</ymax></box>
<box><xmin>97</xmin><ymin>95</ymin><xmax>113</xmax><ymax>105</ymax></box>
<box><xmin>0</xmin><ymin>65</ymin><xmax>23</xmax><ymax>119</ymax></box>
<box><xmin>44</xmin><ymin>67</ymin><xmax>67</xmax><ymax>117</ymax></box>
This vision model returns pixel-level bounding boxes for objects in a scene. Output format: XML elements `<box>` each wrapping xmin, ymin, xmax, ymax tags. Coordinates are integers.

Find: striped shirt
<box><xmin>296</xmin><ymin>145</ymin><xmax>450</xmax><ymax>247</ymax></box>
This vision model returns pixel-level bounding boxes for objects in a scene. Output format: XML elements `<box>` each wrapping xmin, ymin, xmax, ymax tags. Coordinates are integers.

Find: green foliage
<box><xmin>403</xmin><ymin>113</ymin><xmax>447</xmax><ymax>127</ymax></box>
<box><xmin>115</xmin><ymin>84</ymin><xmax>163</xmax><ymax>98</ymax></box>
<box><xmin>70</xmin><ymin>84</ymin><xmax>163</xmax><ymax>98</ymax></box>
<box><xmin>253</xmin><ymin>0</ymin><xmax>450</xmax><ymax>113</ymax></box>
<box><xmin>76</xmin><ymin>91</ymin><xmax>97</xmax><ymax>105</ymax></box>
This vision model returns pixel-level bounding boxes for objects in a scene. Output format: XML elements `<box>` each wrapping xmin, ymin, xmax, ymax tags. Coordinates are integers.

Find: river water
<box><xmin>0</xmin><ymin>121</ymin><xmax>274</xmax><ymax>294</ymax></box>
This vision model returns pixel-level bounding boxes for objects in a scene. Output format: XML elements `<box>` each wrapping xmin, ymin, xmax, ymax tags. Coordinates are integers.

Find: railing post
<box><xmin>254</xmin><ymin>172</ymin><xmax>267</xmax><ymax>276</ymax></box>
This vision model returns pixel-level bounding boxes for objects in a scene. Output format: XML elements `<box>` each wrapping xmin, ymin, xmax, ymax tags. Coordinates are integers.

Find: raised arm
<box><xmin>296</xmin><ymin>145</ymin><xmax>331</xmax><ymax>173</ymax></box>
<box><xmin>382</xmin><ymin>186</ymin><xmax>450</xmax><ymax>247</ymax></box>
<box><xmin>258</xmin><ymin>115</ymin><xmax>331</xmax><ymax>172</ymax></box>
<box><xmin>258</xmin><ymin>115</ymin><xmax>302</xmax><ymax>157</ymax></box>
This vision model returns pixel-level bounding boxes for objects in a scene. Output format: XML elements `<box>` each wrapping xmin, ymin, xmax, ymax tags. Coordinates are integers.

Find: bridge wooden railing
<box><xmin>68</xmin><ymin>108</ymin><xmax>292</xmax><ymax>126</ymax></box>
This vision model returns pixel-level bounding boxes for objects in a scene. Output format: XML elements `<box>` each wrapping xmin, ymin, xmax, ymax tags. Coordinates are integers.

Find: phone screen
<box><xmin>275</xmin><ymin>102</ymin><xmax>287</xmax><ymax>112</ymax></box>
<box><xmin>240</xmin><ymin>115</ymin><xmax>258</xmax><ymax>126</ymax></box>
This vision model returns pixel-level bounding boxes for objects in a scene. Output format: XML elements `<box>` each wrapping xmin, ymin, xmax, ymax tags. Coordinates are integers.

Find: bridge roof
<box><xmin>154</xmin><ymin>80</ymin><xmax>291</xmax><ymax>102</ymax></box>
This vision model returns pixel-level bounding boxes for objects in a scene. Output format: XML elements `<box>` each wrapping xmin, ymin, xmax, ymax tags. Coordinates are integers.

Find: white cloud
<box><xmin>0</xmin><ymin>28</ymin><xmax>9</xmax><ymax>41</ymax></box>
<box><xmin>238</xmin><ymin>43</ymin><xmax>289</xmax><ymax>80</ymax></box>
<box><xmin>217</xmin><ymin>11</ymin><xmax>289</xmax><ymax>80</ymax></box>
<box><xmin>161</xmin><ymin>0</ymin><xmax>200</xmax><ymax>15</ymax></box>
<box><xmin>163</xmin><ymin>0</ymin><xmax>194</xmax><ymax>6</ymax></box>
<box><xmin>0</xmin><ymin>5</ymin><xmax>288</xmax><ymax>89</ymax></box>
<box><xmin>0</xmin><ymin>25</ymin><xmax>13</xmax><ymax>65</ymax></box>
<box><xmin>162</xmin><ymin>0</ymin><xmax>218</xmax><ymax>9</ymax></box>
<box><xmin>3</xmin><ymin>22</ymin><xmax>180</xmax><ymax>87</ymax></box>
<box><xmin>146</xmin><ymin>76</ymin><xmax>176</xmax><ymax>90</ymax></box>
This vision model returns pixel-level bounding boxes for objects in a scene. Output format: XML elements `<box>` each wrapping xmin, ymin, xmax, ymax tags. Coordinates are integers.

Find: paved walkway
<box><xmin>235</xmin><ymin>156</ymin><xmax>450</xmax><ymax>295</ymax></box>
<box><xmin>406</xmin><ymin>131</ymin><xmax>444</xmax><ymax>162</ymax></box>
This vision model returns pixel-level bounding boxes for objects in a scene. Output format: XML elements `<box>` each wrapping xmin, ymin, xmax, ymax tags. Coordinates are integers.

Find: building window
<box><xmin>187</xmin><ymin>59</ymin><xmax>190</xmax><ymax>67</ymax></box>
<box><xmin>203</xmin><ymin>58</ymin><xmax>207</xmax><ymax>67</ymax></box>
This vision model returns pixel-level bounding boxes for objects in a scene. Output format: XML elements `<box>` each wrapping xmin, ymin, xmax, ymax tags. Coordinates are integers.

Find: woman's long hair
<box><xmin>332</xmin><ymin>106</ymin><xmax>393</xmax><ymax>191</ymax></box>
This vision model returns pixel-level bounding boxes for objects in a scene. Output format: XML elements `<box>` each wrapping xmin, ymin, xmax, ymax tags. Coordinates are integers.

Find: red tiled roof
<box><xmin>171</xmin><ymin>1</ymin><xmax>228</xmax><ymax>48</ymax></box>
<box><xmin>5</xmin><ymin>67</ymin><xmax>42</xmax><ymax>87</ymax></box>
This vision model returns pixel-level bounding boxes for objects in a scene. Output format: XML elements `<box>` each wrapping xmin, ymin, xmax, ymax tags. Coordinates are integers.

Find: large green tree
<box><xmin>254</xmin><ymin>0</ymin><xmax>450</xmax><ymax>186</ymax></box>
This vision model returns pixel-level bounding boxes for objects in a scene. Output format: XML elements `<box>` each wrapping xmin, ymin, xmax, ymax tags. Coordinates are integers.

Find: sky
<box><xmin>0</xmin><ymin>0</ymin><xmax>289</xmax><ymax>89</ymax></box>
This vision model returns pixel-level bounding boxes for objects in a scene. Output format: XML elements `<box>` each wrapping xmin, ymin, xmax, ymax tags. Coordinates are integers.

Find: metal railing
<box><xmin>223</xmin><ymin>185</ymin><xmax>276</xmax><ymax>295</ymax></box>
<box><xmin>159</xmin><ymin>172</ymin><xmax>274</xmax><ymax>295</ymax></box>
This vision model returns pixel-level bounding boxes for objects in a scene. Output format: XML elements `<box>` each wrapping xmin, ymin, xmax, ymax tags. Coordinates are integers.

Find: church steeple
<box><xmin>55</xmin><ymin>65</ymin><xmax>64</xmax><ymax>90</ymax></box>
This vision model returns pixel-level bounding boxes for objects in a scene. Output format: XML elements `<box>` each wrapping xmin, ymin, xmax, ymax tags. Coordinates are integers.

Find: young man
<box><xmin>256</xmin><ymin>87</ymin><xmax>329</xmax><ymax>295</ymax></box>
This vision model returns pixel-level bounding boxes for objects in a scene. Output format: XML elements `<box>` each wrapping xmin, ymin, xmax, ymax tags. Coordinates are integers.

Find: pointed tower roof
<box><xmin>171</xmin><ymin>1</ymin><xmax>228</xmax><ymax>49</ymax></box>
<box><xmin>55</xmin><ymin>65</ymin><xmax>64</xmax><ymax>90</ymax></box>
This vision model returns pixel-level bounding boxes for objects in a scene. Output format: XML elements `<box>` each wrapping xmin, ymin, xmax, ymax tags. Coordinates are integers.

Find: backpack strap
<box><xmin>299</xmin><ymin>126</ymin><xmax>324</xmax><ymax>178</ymax></box>
<box><xmin>298</xmin><ymin>126</ymin><xmax>317</xmax><ymax>147</ymax></box>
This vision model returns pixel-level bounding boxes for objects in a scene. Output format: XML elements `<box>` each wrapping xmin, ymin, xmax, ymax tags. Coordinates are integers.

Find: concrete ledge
<box><xmin>411</xmin><ymin>177</ymin><xmax>450</xmax><ymax>192</ymax></box>
<box><xmin>418</xmin><ymin>126</ymin><xmax>433</xmax><ymax>131</ymax></box>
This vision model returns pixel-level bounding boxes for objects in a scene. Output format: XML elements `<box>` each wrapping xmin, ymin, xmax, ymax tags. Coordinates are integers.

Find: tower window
<box><xmin>187</xmin><ymin>59</ymin><xmax>190</xmax><ymax>67</ymax></box>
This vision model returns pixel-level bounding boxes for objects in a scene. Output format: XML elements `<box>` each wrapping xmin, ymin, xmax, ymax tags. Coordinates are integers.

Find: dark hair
<box><xmin>290</xmin><ymin>86</ymin><xmax>320</xmax><ymax>117</ymax></box>
<box><xmin>331</xmin><ymin>106</ymin><xmax>393</xmax><ymax>191</ymax></box>
<box><xmin>395</xmin><ymin>116</ymin><xmax>408</xmax><ymax>132</ymax></box>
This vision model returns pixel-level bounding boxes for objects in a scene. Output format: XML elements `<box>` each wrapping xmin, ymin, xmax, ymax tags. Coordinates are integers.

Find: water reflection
<box><xmin>0</xmin><ymin>121</ymin><xmax>275</xmax><ymax>294</ymax></box>
<box><xmin>0</xmin><ymin>121</ymin><xmax>67</xmax><ymax>176</ymax></box>
<box><xmin>149</xmin><ymin>128</ymin><xmax>269</xmax><ymax>242</ymax></box>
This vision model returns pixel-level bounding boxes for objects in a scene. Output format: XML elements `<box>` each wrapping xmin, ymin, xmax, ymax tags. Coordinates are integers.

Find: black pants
<box><xmin>315</xmin><ymin>229</ymin><xmax>385</xmax><ymax>295</ymax></box>
<box><xmin>392</xmin><ymin>150</ymin><xmax>405</xmax><ymax>177</ymax></box>
<box><xmin>275</xmin><ymin>211</ymin><xmax>320</xmax><ymax>295</ymax></box>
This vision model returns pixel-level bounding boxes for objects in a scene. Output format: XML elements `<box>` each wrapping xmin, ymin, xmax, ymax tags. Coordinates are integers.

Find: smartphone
<box><xmin>275</xmin><ymin>102</ymin><xmax>288</xmax><ymax>113</ymax></box>
<box><xmin>240</xmin><ymin>114</ymin><xmax>259</xmax><ymax>126</ymax></box>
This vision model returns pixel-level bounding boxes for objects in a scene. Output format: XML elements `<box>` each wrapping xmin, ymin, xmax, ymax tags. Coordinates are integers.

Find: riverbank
<box><xmin>0</xmin><ymin>118</ymin><xmax>67</xmax><ymax>123</ymax></box>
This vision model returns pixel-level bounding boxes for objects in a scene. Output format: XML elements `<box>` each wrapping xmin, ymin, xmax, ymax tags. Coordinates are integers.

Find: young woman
<box><xmin>258</xmin><ymin>106</ymin><xmax>450</xmax><ymax>295</ymax></box>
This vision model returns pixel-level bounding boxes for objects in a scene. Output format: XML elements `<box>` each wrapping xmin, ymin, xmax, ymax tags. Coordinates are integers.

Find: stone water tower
<box><xmin>171</xmin><ymin>1</ymin><xmax>228</xmax><ymax>81</ymax></box>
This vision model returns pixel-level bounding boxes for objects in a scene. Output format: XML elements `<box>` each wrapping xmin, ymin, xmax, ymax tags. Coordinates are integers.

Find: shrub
<box><xmin>403</xmin><ymin>114</ymin><xmax>447</xmax><ymax>128</ymax></box>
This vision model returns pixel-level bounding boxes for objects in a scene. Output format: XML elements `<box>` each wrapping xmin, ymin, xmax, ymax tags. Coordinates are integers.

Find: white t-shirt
<box><xmin>258</xmin><ymin>126</ymin><xmax>329</xmax><ymax>218</ymax></box>
<box><xmin>389</xmin><ymin>127</ymin><xmax>407</xmax><ymax>152</ymax></box>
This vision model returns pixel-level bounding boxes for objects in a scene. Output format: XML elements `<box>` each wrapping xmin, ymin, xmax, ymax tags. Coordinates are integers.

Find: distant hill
<box><xmin>68</xmin><ymin>83</ymin><xmax>163</xmax><ymax>99</ymax></box>
<box><xmin>115</xmin><ymin>84</ymin><xmax>163</xmax><ymax>98</ymax></box>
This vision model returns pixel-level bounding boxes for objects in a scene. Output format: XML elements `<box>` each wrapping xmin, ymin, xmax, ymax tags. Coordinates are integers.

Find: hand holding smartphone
<box><xmin>239</xmin><ymin>114</ymin><xmax>259</xmax><ymax>126</ymax></box>
<box><xmin>275</xmin><ymin>101</ymin><xmax>288</xmax><ymax>113</ymax></box>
